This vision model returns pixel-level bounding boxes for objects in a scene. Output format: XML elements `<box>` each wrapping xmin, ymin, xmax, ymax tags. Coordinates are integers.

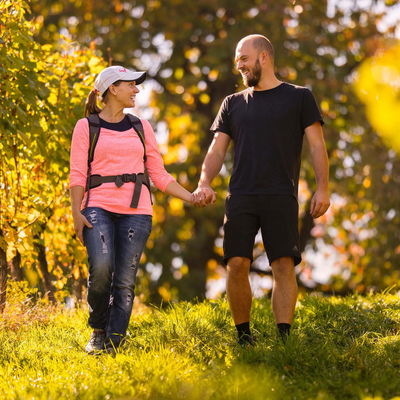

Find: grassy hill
<box><xmin>1</xmin><ymin>285</ymin><xmax>400</xmax><ymax>399</ymax></box>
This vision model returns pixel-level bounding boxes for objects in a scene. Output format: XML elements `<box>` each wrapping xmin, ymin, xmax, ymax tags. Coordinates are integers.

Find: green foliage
<box><xmin>1</xmin><ymin>0</ymin><xmax>399</xmax><ymax>301</ymax></box>
<box><xmin>0</xmin><ymin>293</ymin><xmax>400</xmax><ymax>399</ymax></box>
<box><xmin>0</xmin><ymin>0</ymin><xmax>107</xmax><ymax>297</ymax></box>
<box><xmin>0</xmin><ymin>280</ymin><xmax>59</xmax><ymax>330</ymax></box>
<box><xmin>26</xmin><ymin>0</ymin><xmax>400</xmax><ymax>299</ymax></box>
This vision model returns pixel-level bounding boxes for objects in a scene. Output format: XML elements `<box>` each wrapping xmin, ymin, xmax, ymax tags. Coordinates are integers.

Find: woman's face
<box><xmin>112</xmin><ymin>81</ymin><xmax>140</xmax><ymax>108</ymax></box>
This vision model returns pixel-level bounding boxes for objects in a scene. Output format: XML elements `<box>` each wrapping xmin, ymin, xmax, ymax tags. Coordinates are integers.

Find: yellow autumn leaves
<box><xmin>354</xmin><ymin>42</ymin><xmax>400</xmax><ymax>153</ymax></box>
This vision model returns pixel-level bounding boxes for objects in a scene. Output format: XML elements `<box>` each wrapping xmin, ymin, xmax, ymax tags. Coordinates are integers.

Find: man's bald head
<box><xmin>237</xmin><ymin>34</ymin><xmax>275</xmax><ymax>63</ymax></box>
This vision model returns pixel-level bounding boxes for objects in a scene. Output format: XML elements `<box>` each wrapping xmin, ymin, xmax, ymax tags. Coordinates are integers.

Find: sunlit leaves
<box><xmin>168</xmin><ymin>198</ymin><xmax>184</xmax><ymax>217</ymax></box>
<box><xmin>354</xmin><ymin>42</ymin><xmax>400</xmax><ymax>153</ymax></box>
<box><xmin>10</xmin><ymin>0</ymin><xmax>400</xmax><ymax>299</ymax></box>
<box><xmin>0</xmin><ymin>0</ymin><xmax>106</xmax><ymax>298</ymax></box>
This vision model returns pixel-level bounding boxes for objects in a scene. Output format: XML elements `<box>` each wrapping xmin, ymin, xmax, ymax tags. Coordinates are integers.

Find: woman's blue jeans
<box><xmin>82</xmin><ymin>207</ymin><xmax>152</xmax><ymax>346</ymax></box>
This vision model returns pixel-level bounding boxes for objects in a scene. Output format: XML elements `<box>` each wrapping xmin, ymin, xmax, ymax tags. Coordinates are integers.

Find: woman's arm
<box><xmin>70</xmin><ymin>185</ymin><xmax>92</xmax><ymax>243</ymax></box>
<box><xmin>140</xmin><ymin>119</ymin><xmax>193</xmax><ymax>203</ymax></box>
<box><xmin>164</xmin><ymin>181</ymin><xmax>193</xmax><ymax>203</ymax></box>
<box><xmin>69</xmin><ymin>119</ymin><xmax>93</xmax><ymax>243</ymax></box>
<box><xmin>141</xmin><ymin>120</ymin><xmax>180</xmax><ymax>191</ymax></box>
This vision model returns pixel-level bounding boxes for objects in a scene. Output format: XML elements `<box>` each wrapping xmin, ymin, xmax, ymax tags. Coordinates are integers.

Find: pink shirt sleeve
<box><xmin>69</xmin><ymin>118</ymin><xmax>89</xmax><ymax>188</ymax></box>
<box><xmin>141</xmin><ymin>119</ymin><xmax>176</xmax><ymax>192</ymax></box>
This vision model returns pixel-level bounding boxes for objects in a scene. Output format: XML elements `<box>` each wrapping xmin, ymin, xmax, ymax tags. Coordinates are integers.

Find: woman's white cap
<box><xmin>94</xmin><ymin>66</ymin><xmax>146</xmax><ymax>95</ymax></box>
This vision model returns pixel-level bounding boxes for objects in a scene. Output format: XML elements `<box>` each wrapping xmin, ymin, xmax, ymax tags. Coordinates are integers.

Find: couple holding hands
<box><xmin>70</xmin><ymin>34</ymin><xmax>330</xmax><ymax>354</ymax></box>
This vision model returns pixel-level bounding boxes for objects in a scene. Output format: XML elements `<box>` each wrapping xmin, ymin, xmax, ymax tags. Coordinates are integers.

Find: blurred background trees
<box><xmin>1</xmin><ymin>0</ymin><xmax>399</xmax><ymax>306</ymax></box>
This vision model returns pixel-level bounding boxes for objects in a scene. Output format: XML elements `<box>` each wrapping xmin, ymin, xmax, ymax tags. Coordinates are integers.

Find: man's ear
<box><xmin>259</xmin><ymin>50</ymin><xmax>270</xmax><ymax>66</ymax></box>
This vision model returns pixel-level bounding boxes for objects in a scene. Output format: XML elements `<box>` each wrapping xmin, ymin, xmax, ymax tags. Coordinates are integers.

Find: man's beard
<box><xmin>242</xmin><ymin>59</ymin><xmax>262</xmax><ymax>87</ymax></box>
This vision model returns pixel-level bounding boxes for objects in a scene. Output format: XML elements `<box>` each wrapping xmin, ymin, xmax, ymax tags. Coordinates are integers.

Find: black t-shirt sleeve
<box><xmin>210</xmin><ymin>96</ymin><xmax>231</xmax><ymax>136</ymax></box>
<box><xmin>301</xmin><ymin>88</ymin><xmax>324</xmax><ymax>130</ymax></box>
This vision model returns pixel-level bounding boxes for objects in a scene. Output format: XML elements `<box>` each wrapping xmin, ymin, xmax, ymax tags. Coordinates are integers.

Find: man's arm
<box><xmin>305</xmin><ymin>122</ymin><xmax>330</xmax><ymax>218</ymax></box>
<box><xmin>193</xmin><ymin>131</ymin><xmax>231</xmax><ymax>207</ymax></box>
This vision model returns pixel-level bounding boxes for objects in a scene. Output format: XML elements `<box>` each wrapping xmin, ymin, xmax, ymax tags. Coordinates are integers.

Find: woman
<box><xmin>70</xmin><ymin>65</ymin><xmax>193</xmax><ymax>354</ymax></box>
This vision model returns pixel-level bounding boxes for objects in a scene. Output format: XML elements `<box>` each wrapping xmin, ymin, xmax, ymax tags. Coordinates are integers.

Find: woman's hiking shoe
<box><xmin>103</xmin><ymin>336</ymin><xmax>125</xmax><ymax>356</ymax></box>
<box><xmin>85</xmin><ymin>331</ymin><xmax>106</xmax><ymax>354</ymax></box>
<box><xmin>104</xmin><ymin>341</ymin><xmax>117</xmax><ymax>356</ymax></box>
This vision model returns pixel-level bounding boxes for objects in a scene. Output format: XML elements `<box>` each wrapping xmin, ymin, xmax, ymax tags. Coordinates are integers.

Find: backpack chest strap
<box><xmin>87</xmin><ymin>173</ymin><xmax>150</xmax><ymax>208</ymax></box>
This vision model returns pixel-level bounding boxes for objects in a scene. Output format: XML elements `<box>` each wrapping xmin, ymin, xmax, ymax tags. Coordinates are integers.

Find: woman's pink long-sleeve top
<box><xmin>69</xmin><ymin>116</ymin><xmax>175</xmax><ymax>215</ymax></box>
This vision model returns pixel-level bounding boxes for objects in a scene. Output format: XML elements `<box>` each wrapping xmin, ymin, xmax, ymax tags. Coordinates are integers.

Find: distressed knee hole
<box><xmin>130</xmin><ymin>253</ymin><xmax>140</xmax><ymax>270</ymax></box>
<box><xmin>126</xmin><ymin>293</ymin><xmax>133</xmax><ymax>306</ymax></box>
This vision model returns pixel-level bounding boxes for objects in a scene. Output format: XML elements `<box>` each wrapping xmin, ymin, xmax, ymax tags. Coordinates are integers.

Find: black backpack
<box><xmin>84</xmin><ymin>113</ymin><xmax>151</xmax><ymax>208</ymax></box>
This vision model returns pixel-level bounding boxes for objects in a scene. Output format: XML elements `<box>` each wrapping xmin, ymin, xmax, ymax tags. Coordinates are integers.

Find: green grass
<box><xmin>1</xmin><ymin>291</ymin><xmax>400</xmax><ymax>400</ymax></box>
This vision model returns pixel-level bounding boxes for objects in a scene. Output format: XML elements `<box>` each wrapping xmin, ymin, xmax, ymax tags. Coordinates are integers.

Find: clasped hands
<box><xmin>191</xmin><ymin>185</ymin><xmax>216</xmax><ymax>207</ymax></box>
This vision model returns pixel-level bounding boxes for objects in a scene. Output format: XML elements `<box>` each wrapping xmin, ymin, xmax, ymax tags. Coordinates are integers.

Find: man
<box><xmin>193</xmin><ymin>34</ymin><xmax>330</xmax><ymax>345</ymax></box>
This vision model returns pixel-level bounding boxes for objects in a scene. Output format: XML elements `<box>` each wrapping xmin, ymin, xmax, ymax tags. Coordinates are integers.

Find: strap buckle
<box><xmin>115</xmin><ymin>175</ymin><xmax>124</xmax><ymax>187</ymax></box>
<box><xmin>115</xmin><ymin>173</ymin><xmax>136</xmax><ymax>187</ymax></box>
<box><xmin>122</xmin><ymin>173</ymin><xmax>135</xmax><ymax>183</ymax></box>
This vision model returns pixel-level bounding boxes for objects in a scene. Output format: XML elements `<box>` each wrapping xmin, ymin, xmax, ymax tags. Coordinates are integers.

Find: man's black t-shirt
<box><xmin>210</xmin><ymin>82</ymin><xmax>324</xmax><ymax>197</ymax></box>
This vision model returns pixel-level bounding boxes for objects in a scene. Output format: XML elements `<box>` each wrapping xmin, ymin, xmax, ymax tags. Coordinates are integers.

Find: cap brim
<box><xmin>123</xmin><ymin>71</ymin><xmax>146</xmax><ymax>85</ymax></box>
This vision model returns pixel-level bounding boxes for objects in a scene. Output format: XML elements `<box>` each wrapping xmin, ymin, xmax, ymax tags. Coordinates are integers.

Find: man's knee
<box><xmin>271</xmin><ymin>257</ymin><xmax>296</xmax><ymax>280</ymax></box>
<box><xmin>227</xmin><ymin>257</ymin><xmax>251</xmax><ymax>277</ymax></box>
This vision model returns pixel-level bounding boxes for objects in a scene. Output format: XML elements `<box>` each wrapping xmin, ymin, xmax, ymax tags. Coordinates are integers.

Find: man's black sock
<box><xmin>277</xmin><ymin>323</ymin><xmax>291</xmax><ymax>342</ymax></box>
<box><xmin>235</xmin><ymin>322</ymin><xmax>253</xmax><ymax>345</ymax></box>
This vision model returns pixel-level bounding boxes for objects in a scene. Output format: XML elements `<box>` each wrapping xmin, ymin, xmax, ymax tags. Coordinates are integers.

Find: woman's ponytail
<box><xmin>84</xmin><ymin>89</ymin><xmax>102</xmax><ymax>117</ymax></box>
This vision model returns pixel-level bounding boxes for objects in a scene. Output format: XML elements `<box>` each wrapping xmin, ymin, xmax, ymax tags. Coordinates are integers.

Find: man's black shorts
<box><xmin>223</xmin><ymin>194</ymin><xmax>301</xmax><ymax>266</ymax></box>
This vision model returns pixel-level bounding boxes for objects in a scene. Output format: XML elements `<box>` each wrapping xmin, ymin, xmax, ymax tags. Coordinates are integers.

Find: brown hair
<box><xmin>84</xmin><ymin>90</ymin><xmax>101</xmax><ymax>117</ymax></box>
<box><xmin>84</xmin><ymin>80</ymin><xmax>124</xmax><ymax>116</ymax></box>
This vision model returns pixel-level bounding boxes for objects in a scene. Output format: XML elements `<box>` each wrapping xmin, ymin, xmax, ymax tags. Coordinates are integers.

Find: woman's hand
<box><xmin>73</xmin><ymin>212</ymin><xmax>93</xmax><ymax>244</ymax></box>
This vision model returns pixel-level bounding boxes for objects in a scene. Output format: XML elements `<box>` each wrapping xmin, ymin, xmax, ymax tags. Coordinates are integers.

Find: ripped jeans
<box><xmin>82</xmin><ymin>207</ymin><xmax>152</xmax><ymax>345</ymax></box>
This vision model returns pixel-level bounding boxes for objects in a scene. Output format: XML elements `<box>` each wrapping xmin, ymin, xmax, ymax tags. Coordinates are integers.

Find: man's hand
<box><xmin>305</xmin><ymin>122</ymin><xmax>330</xmax><ymax>219</ymax></box>
<box><xmin>192</xmin><ymin>185</ymin><xmax>216</xmax><ymax>207</ymax></box>
<box><xmin>73</xmin><ymin>212</ymin><xmax>93</xmax><ymax>244</ymax></box>
<box><xmin>310</xmin><ymin>189</ymin><xmax>330</xmax><ymax>219</ymax></box>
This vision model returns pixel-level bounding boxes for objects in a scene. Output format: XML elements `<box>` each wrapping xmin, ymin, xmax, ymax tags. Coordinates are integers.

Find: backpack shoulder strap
<box><xmin>86</xmin><ymin>113</ymin><xmax>101</xmax><ymax>165</ymax></box>
<box><xmin>84</xmin><ymin>113</ymin><xmax>101</xmax><ymax>207</ymax></box>
<box><xmin>126</xmin><ymin>113</ymin><xmax>147</xmax><ymax>162</ymax></box>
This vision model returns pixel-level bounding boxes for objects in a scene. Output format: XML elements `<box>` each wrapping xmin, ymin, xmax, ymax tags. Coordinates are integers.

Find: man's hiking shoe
<box><xmin>277</xmin><ymin>323</ymin><xmax>291</xmax><ymax>343</ymax></box>
<box><xmin>85</xmin><ymin>331</ymin><xmax>106</xmax><ymax>354</ymax></box>
<box><xmin>279</xmin><ymin>331</ymin><xmax>290</xmax><ymax>344</ymax></box>
<box><xmin>238</xmin><ymin>333</ymin><xmax>255</xmax><ymax>347</ymax></box>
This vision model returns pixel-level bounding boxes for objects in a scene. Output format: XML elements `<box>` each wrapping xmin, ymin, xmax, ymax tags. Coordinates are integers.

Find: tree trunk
<box><xmin>10</xmin><ymin>250</ymin><xmax>23</xmax><ymax>281</ymax></box>
<box><xmin>72</xmin><ymin>261</ymin><xmax>85</xmax><ymax>302</ymax></box>
<box><xmin>0</xmin><ymin>229</ymin><xmax>8</xmax><ymax>313</ymax></box>
<box><xmin>178</xmin><ymin>229</ymin><xmax>216</xmax><ymax>301</ymax></box>
<box><xmin>33</xmin><ymin>222</ymin><xmax>55</xmax><ymax>303</ymax></box>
